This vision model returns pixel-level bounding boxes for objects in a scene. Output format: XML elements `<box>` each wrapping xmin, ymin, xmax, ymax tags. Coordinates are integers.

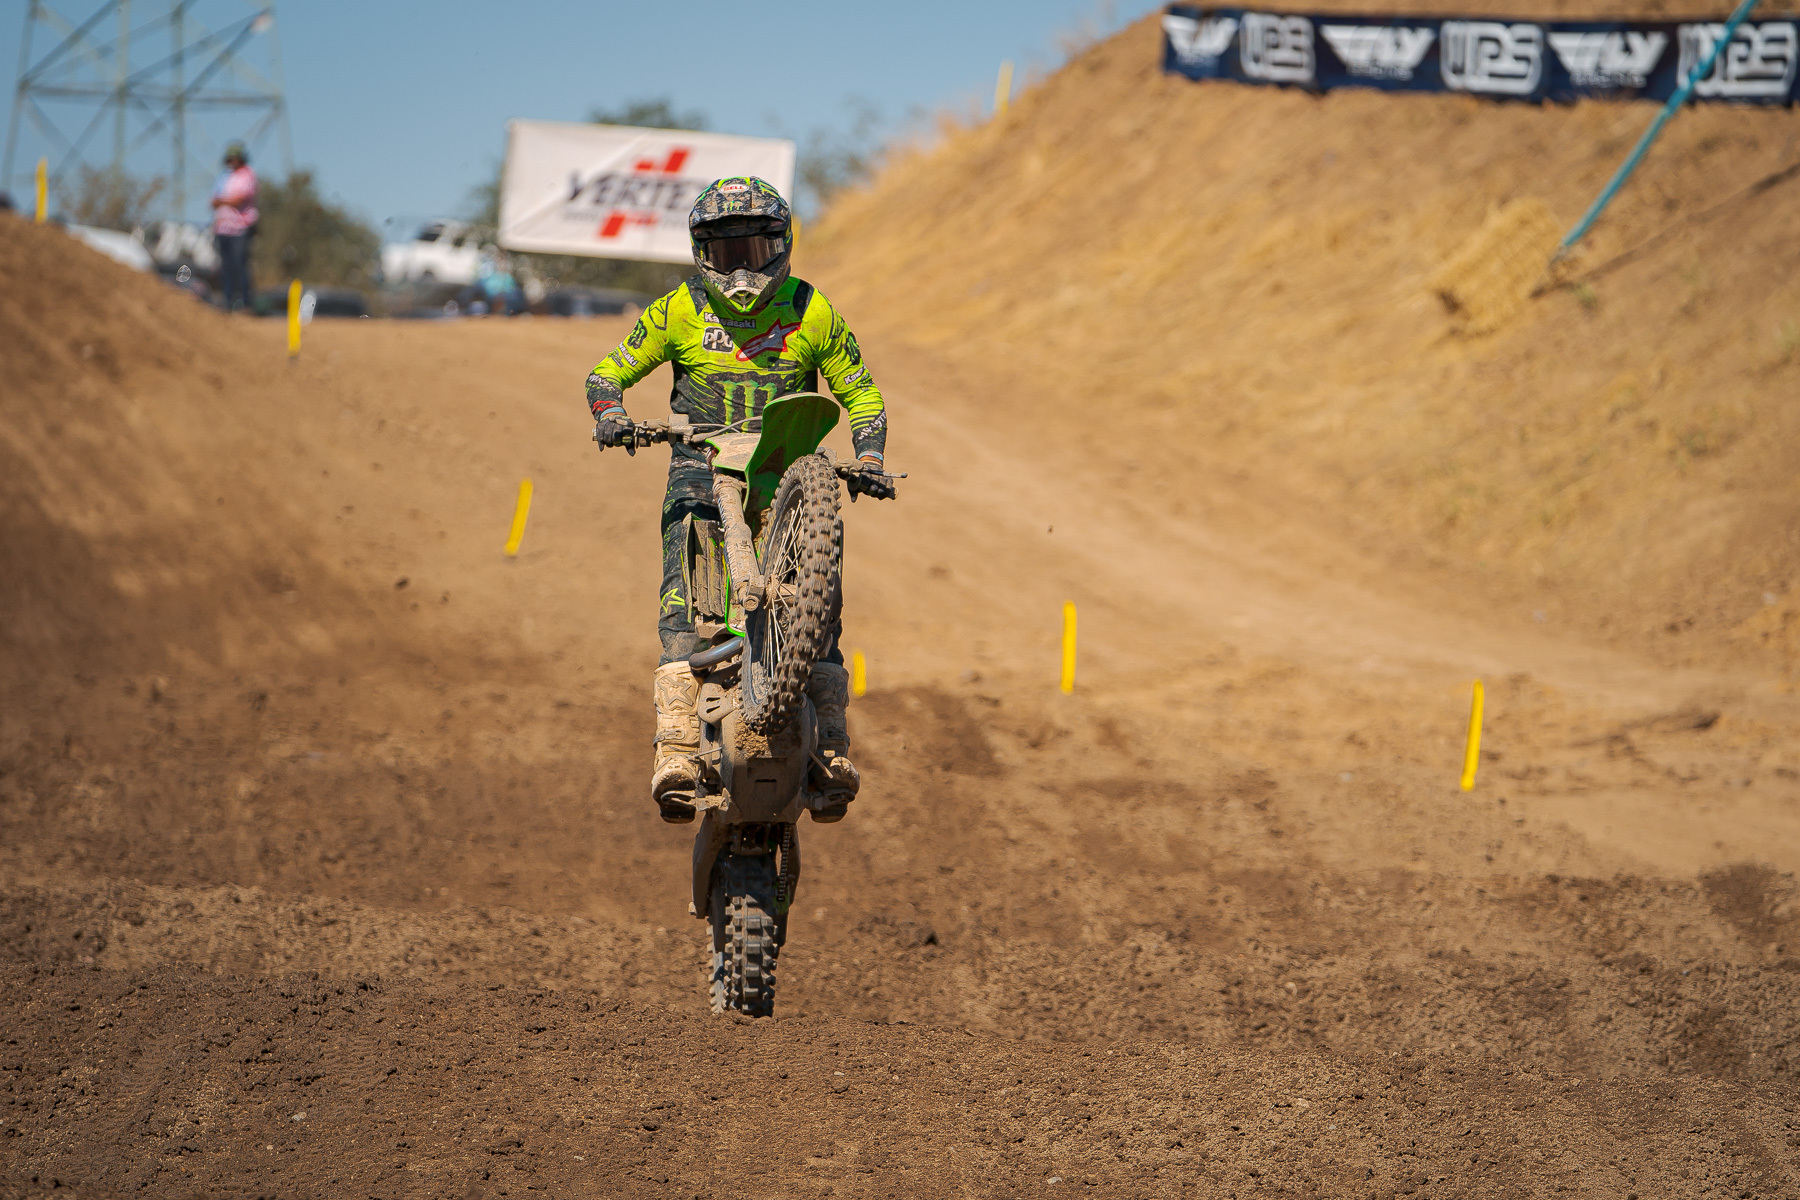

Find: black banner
<box><xmin>1162</xmin><ymin>6</ymin><xmax>1800</xmax><ymax>103</ymax></box>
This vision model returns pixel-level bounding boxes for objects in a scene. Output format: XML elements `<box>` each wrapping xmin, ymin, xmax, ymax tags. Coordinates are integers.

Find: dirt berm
<box><xmin>4</xmin><ymin>10</ymin><xmax>1800</xmax><ymax>1198</ymax></box>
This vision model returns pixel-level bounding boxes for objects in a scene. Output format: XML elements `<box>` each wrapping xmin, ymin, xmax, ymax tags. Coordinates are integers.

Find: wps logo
<box><xmin>1163</xmin><ymin>13</ymin><xmax>1238</xmax><ymax>66</ymax></box>
<box><xmin>1548</xmin><ymin>30</ymin><xmax>1668</xmax><ymax>87</ymax></box>
<box><xmin>1441</xmin><ymin>21</ymin><xmax>1544</xmax><ymax>95</ymax></box>
<box><xmin>1320</xmin><ymin>24</ymin><xmax>1436</xmax><ymax>80</ymax></box>
<box><xmin>565</xmin><ymin>146</ymin><xmax>702</xmax><ymax>240</ymax></box>
<box><xmin>1679</xmin><ymin>21</ymin><xmax>1798</xmax><ymax>100</ymax></box>
<box><xmin>1240</xmin><ymin>12</ymin><xmax>1315</xmax><ymax>84</ymax></box>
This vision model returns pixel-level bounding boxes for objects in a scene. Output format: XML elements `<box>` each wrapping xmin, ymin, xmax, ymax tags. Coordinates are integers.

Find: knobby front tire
<box><xmin>740</xmin><ymin>453</ymin><xmax>841</xmax><ymax>737</ymax></box>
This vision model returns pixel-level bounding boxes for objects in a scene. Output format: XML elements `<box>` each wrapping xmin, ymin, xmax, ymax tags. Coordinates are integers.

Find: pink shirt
<box><xmin>212</xmin><ymin>165</ymin><xmax>259</xmax><ymax>236</ymax></box>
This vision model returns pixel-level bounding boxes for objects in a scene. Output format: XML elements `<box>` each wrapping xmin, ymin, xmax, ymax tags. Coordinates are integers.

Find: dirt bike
<box><xmin>598</xmin><ymin>393</ymin><xmax>900</xmax><ymax>1017</ymax></box>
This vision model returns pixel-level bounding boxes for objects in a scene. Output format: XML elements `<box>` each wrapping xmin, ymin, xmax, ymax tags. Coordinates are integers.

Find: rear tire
<box><xmin>708</xmin><ymin>850</ymin><xmax>783</xmax><ymax>1017</ymax></box>
<box><xmin>741</xmin><ymin>454</ymin><xmax>841</xmax><ymax>736</ymax></box>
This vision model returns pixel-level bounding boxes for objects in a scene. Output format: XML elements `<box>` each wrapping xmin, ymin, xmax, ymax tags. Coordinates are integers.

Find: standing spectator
<box><xmin>476</xmin><ymin>250</ymin><xmax>527</xmax><ymax>316</ymax></box>
<box><xmin>211</xmin><ymin>142</ymin><xmax>258</xmax><ymax>312</ymax></box>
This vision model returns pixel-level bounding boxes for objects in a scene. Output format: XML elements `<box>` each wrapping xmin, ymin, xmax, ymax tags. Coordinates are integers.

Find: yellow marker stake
<box><xmin>851</xmin><ymin>650</ymin><xmax>866</xmax><ymax>698</ymax></box>
<box><xmin>504</xmin><ymin>478</ymin><xmax>534</xmax><ymax>557</ymax></box>
<box><xmin>1460</xmin><ymin>679</ymin><xmax>1484</xmax><ymax>791</ymax></box>
<box><xmin>995</xmin><ymin>60</ymin><xmax>1014</xmax><ymax>116</ymax></box>
<box><xmin>286</xmin><ymin>279</ymin><xmax>302</xmax><ymax>358</ymax></box>
<box><xmin>1060</xmin><ymin>601</ymin><xmax>1077</xmax><ymax>694</ymax></box>
<box><xmin>35</xmin><ymin>158</ymin><xmax>47</xmax><ymax>223</ymax></box>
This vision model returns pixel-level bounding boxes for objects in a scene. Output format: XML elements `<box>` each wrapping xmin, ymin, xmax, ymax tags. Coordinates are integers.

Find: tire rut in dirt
<box><xmin>741</xmin><ymin>454</ymin><xmax>840</xmax><ymax>737</ymax></box>
<box><xmin>708</xmin><ymin>850</ymin><xmax>784</xmax><ymax>1017</ymax></box>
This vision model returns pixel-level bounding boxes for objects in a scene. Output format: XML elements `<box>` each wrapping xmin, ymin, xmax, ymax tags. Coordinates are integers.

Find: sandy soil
<box><xmin>4</xmin><ymin>15</ymin><xmax>1800</xmax><ymax>1196</ymax></box>
<box><xmin>810</xmin><ymin>15</ymin><xmax>1800</xmax><ymax>672</ymax></box>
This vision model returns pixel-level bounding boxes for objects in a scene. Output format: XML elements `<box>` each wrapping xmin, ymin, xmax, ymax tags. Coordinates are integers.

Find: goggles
<box><xmin>698</xmin><ymin>232</ymin><xmax>785</xmax><ymax>274</ymax></box>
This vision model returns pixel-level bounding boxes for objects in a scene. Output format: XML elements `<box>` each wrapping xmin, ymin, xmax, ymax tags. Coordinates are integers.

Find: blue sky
<box><xmin>2</xmin><ymin>1</ymin><xmax>1158</xmax><ymax>235</ymax></box>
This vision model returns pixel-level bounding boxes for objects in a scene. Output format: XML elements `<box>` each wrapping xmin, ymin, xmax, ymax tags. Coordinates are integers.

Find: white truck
<box><xmin>380</xmin><ymin>219</ymin><xmax>487</xmax><ymax>285</ymax></box>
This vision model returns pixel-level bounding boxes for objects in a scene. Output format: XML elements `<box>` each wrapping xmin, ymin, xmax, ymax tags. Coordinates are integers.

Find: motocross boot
<box><xmin>806</xmin><ymin>662</ymin><xmax>859</xmax><ymax>823</ymax></box>
<box><xmin>651</xmin><ymin>661</ymin><xmax>700</xmax><ymax>823</ymax></box>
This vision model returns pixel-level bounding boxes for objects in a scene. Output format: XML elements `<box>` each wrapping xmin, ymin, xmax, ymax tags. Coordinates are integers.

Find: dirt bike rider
<box><xmin>586</xmin><ymin>176</ymin><xmax>894</xmax><ymax>825</ymax></box>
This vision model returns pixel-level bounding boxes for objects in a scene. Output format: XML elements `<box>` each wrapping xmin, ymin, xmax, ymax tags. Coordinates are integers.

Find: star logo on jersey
<box><xmin>734</xmin><ymin>319</ymin><xmax>801</xmax><ymax>363</ymax></box>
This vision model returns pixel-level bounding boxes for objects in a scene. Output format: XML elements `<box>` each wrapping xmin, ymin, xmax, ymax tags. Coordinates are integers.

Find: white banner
<box><xmin>498</xmin><ymin>119</ymin><xmax>796</xmax><ymax>263</ymax></box>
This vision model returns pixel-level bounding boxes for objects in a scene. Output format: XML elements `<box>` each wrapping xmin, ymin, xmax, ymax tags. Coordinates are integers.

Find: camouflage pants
<box><xmin>658</xmin><ymin>459</ymin><xmax>842</xmax><ymax>668</ymax></box>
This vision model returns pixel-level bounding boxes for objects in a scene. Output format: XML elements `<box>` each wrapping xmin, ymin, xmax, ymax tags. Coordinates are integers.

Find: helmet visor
<box><xmin>699</xmin><ymin>233</ymin><xmax>785</xmax><ymax>274</ymax></box>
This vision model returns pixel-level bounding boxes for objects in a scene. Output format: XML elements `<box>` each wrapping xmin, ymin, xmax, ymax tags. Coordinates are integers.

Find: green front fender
<box><xmin>744</xmin><ymin>392</ymin><xmax>839</xmax><ymax>510</ymax></box>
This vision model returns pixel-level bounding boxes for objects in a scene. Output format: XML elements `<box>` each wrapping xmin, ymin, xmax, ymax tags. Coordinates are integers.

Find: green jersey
<box><xmin>586</xmin><ymin>275</ymin><xmax>888</xmax><ymax>462</ymax></box>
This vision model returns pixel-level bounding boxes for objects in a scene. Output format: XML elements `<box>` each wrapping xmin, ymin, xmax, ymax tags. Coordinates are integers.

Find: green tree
<box><xmin>792</xmin><ymin>99</ymin><xmax>885</xmax><ymax>221</ymax></box>
<box><xmin>253</xmin><ymin>170</ymin><xmax>381</xmax><ymax>291</ymax></box>
<box><xmin>590</xmin><ymin>98</ymin><xmax>708</xmax><ymax>131</ymax></box>
<box><xmin>59</xmin><ymin>165</ymin><xmax>165</xmax><ymax>230</ymax></box>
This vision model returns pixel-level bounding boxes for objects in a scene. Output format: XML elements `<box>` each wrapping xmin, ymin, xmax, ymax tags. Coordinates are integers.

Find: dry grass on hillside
<box><xmin>804</xmin><ymin>12</ymin><xmax>1800</xmax><ymax>673</ymax></box>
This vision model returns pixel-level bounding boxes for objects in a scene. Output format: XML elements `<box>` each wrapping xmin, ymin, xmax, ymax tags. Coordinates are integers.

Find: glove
<box><xmin>593</xmin><ymin>408</ymin><xmax>634</xmax><ymax>452</ymax></box>
<box><xmin>845</xmin><ymin>454</ymin><xmax>897</xmax><ymax>501</ymax></box>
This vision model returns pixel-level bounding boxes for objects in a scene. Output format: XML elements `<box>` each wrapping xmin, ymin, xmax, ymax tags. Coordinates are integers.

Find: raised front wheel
<box><xmin>740</xmin><ymin>453</ymin><xmax>841</xmax><ymax>736</ymax></box>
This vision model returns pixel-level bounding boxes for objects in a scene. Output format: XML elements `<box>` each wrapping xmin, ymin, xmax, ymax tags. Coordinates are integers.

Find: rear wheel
<box><xmin>708</xmin><ymin>832</ymin><xmax>794</xmax><ymax>1017</ymax></box>
<box><xmin>741</xmin><ymin>454</ymin><xmax>841</xmax><ymax>736</ymax></box>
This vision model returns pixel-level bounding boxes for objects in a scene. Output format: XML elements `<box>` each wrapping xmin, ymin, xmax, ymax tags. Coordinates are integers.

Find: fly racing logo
<box><xmin>1441</xmin><ymin>21</ymin><xmax>1544</xmax><ymax>95</ymax></box>
<box><xmin>1240</xmin><ymin>12</ymin><xmax>1315</xmax><ymax>83</ymax></box>
<box><xmin>1320</xmin><ymin>24</ymin><xmax>1436</xmax><ymax>79</ymax></box>
<box><xmin>733</xmin><ymin>319</ymin><xmax>801</xmax><ymax>363</ymax></box>
<box><xmin>1679</xmin><ymin>20</ymin><xmax>1798</xmax><ymax>100</ymax></box>
<box><xmin>1163</xmin><ymin>13</ymin><xmax>1238</xmax><ymax>66</ymax></box>
<box><xmin>1547</xmin><ymin>30</ymin><xmax>1668</xmax><ymax>87</ymax></box>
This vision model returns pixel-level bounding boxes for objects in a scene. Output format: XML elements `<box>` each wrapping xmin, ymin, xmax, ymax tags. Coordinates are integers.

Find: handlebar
<box><xmin>594</xmin><ymin>416</ymin><xmax>904</xmax><ymax>495</ymax></box>
<box><xmin>591</xmin><ymin>417</ymin><xmax>682</xmax><ymax>457</ymax></box>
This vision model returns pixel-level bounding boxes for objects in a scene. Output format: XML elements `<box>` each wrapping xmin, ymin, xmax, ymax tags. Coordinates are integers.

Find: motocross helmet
<box><xmin>689</xmin><ymin>176</ymin><xmax>792</xmax><ymax>316</ymax></box>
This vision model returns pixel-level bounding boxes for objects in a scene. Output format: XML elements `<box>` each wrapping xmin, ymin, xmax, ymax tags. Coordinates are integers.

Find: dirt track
<box><xmin>5</xmin><ymin>16</ymin><xmax>1800</xmax><ymax>1195</ymax></box>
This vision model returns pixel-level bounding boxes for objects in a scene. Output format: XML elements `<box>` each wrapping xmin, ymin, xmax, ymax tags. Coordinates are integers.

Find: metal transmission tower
<box><xmin>3</xmin><ymin>1</ymin><xmax>292</xmax><ymax>222</ymax></box>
